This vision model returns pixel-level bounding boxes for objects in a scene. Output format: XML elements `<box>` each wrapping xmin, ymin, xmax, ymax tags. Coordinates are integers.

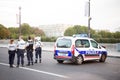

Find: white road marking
<box><xmin>0</xmin><ymin>62</ymin><xmax>69</xmax><ymax>79</ymax></box>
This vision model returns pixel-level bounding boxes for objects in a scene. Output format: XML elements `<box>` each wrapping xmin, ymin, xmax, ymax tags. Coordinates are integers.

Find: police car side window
<box><xmin>75</xmin><ymin>40</ymin><xmax>81</xmax><ymax>47</ymax></box>
<box><xmin>75</xmin><ymin>39</ymin><xmax>90</xmax><ymax>48</ymax></box>
<box><xmin>57</xmin><ymin>39</ymin><xmax>72</xmax><ymax>48</ymax></box>
<box><xmin>84</xmin><ymin>40</ymin><xmax>90</xmax><ymax>48</ymax></box>
<box><xmin>91</xmin><ymin>40</ymin><xmax>98</xmax><ymax>48</ymax></box>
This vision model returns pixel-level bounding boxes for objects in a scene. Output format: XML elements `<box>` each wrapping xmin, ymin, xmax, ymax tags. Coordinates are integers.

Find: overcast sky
<box><xmin>0</xmin><ymin>0</ymin><xmax>120</xmax><ymax>32</ymax></box>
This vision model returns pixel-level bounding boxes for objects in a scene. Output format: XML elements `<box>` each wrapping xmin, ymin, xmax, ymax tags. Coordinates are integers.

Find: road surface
<box><xmin>0</xmin><ymin>48</ymin><xmax>120</xmax><ymax>80</ymax></box>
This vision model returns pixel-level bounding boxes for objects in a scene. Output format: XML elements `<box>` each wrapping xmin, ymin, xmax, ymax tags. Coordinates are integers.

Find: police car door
<box><xmin>75</xmin><ymin>39</ymin><xmax>90</xmax><ymax>59</ymax></box>
<box><xmin>88</xmin><ymin>40</ymin><xmax>100</xmax><ymax>60</ymax></box>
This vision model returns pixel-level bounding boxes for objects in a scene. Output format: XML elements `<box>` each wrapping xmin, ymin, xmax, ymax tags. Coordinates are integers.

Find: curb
<box><xmin>42</xmin><ymin>50</ymin><xmax>53</xmax><ymax>52</ymax></box>
<box><xmin>108</xmin><ymin>55</ymin><xmax>120</xmax><ymax>58</ymax></box>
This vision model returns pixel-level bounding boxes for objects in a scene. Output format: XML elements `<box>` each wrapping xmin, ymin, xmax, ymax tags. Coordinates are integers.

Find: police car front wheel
<box><xmin>99</xmin><ymin>54</ymin><xmax>106</xmax><ymax>62</ymax></box>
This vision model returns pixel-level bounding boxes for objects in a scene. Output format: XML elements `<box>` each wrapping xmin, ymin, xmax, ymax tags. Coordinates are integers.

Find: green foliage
<box><xmin>64</xmin><ymin>27</ymin><xmax>74</xmax><ymax>36</ymax></box>
<box><xmin>21</xmin><ymin>23</ymin><xmax>31</xmax><ymax>35</ymax></box>
<box><xmin>7</xmin><ymin>23</ymin><xmax>45</xmax><ymax>39</ymax></box>
<box><xmin>94</xmin><ymin>38</ymin><xmax>120</xmax><ymax>43</ymax></box>
<box><xmin>91</xmin><ymin>30</ymin><xmax>120</xmax><ymax>43</ymax></box>
<box><xmin>41</xmin><ymin>36</ymin><xmax>57</xmax><ymax>42</ymax></box>
<box><xmin>0</xmin><ymin>24</ymin><xmax>10</xmax><ymax>39</ymax></box>
<box><xmin>113</xmin><ymin>31</ymin><xmax>120</xmax><ymax>39</ymax></box>
<box><xmin>64</xmin><ymin>25</ymin><xmax>120</xmax><ymax>43</ymax></box>
<box><xmin>64</xmin><ymin>25</ymin><xmax>96</xmax><ymax>37</ymax></box>
<box><xmin>31</xmin><ymin>27</ymin><xmax>45</xmax><ymax>36</ymax></box>
<box><xmin>1</xmin><ymin>23</ymin><xmax>120</xmax><ymax>43</ymax></box>
<box><xmin>20</xmin><ymin>23</ymin><xmax>45</xmax><ymax>37</ymax></box>
<box><xmin>73</xmin><ymin>25</ymin><xmax>88</xmax><ymax>34</ymax></box>
<box><xmin>8</xmin><ymin>27</ymin><xmax>19</xmax><ymax>39</ymax></box>
<box><xmin>97</xmin><ymin>30</ymin><xmax>114</xmax><ymax>38</ymax></box>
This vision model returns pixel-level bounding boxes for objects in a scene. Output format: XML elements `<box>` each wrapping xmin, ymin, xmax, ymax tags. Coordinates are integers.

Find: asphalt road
<box><xmin>0</xmin><ymin>48</ymin><xmax>120</xmax><ymax>80</ymax></box>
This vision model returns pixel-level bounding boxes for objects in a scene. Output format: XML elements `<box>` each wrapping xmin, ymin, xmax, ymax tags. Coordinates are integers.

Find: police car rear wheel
<box><xmin>57</xmin><ymin>60</ymin><xmax>64</xmax><ymax>63</ymax></box>
<box><xmin>75</xmin><ymin>55</ymin><xmax>83</xmax><ymax>65</ymax></box>
<box><xmin>99</xmin><ymin>54</ymin><xmax>106</xmax><ymax>62</ymax></box>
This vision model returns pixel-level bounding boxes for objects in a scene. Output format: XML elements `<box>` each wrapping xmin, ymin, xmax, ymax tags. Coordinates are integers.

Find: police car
<box><xmin>54</xmin><ymin>36</ymin><xmax>107</xmax><ymax>64</ymax></box>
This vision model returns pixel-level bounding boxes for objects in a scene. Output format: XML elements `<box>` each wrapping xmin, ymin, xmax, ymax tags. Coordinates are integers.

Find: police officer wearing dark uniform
<box><xmin>26</xmin><ymin>36</ymin><xmax>34</xmax><ymax>66</ymax></box>
<box><xmin>8</xmin><ymin>39</ymin><xmax>16</xmax><ymax>68</ymax></box>
<box><xmin>16</xmin><ymin>36</ymin><xmax>26</xmax><ymax>67</ymax></box>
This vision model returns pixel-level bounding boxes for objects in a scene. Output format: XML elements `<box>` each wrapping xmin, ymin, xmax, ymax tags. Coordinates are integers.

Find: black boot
<box><xmin>10</xmin><ymin>64</ymin><xmax>14</xmax><ymax>68</ymax></box>
<box><xmin>22</xmin><ymin>64</ymin><xmax>25</xmax><ymax>67</ymax></box>
<box><xmin>35</xmin><ymin>60</ymin><xmax>37</xmax><ymax>63</ymax></box>
<box><xmin>39</xmin><ymin>59</ymin><xmax>41</xmax><ymax>63</ymax></box>
<box><xmin>16</xmin><ymin>64</ymin><xmax>19</xmax><ymax>68</ymax></box>
<box><xmin>26</xmin><ymin>62</ymin><xmax>30</xmax><ymax>66</ymax></box>
<box><xmin>31</xmin><ymin>62</ymin><xmax>34</xmax><ymax>65</ymax></box>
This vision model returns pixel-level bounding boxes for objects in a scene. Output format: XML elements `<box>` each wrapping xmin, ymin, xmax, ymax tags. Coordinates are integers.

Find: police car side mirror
<box><xmin>101</xmin><ymin>45</ymin><xmax>106</xmax><ymax>48</ymax></box>
<box><xmin>99</xmin><ymin>46</ymin><xmax>101</xmax><ymax>49</ymax></box>
<box><xmin>99</xmin><ymin>45</ymin><xmax>106</xmax><ymax>49</ymax></box>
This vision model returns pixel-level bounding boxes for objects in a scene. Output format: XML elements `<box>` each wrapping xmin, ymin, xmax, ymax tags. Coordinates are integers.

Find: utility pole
<box><xmin>88</xmin><ymin>0</ymin><xmax>91</xmax><ymax>38</ymax></box>
<box><xmin>19</xmin><ymin>6</ymin><xmax>21</xmax><ymax>36</ymax></box>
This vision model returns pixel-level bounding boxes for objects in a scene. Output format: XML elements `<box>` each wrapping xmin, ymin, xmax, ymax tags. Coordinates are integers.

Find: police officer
<box><xmin>8</xmin><ymin>39</ymin><xmax>16</xmax><ymax>68</ymax></box>
<box><xmin>16</xmin><ymin>36</ymin><xmax>26</xmax><ymax>67</ymax></box>
<box><xmin>26</xmin><ymin>36</ymin><xmax>34</xmax><ymax>66</ymax></box>
<box><xmin>34</xmin><ymin>37</ymin><xmax>42</xmax><ymax>63</ymax></box>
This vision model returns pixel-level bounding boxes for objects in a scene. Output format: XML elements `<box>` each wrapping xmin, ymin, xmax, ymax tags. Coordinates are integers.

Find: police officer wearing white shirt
<box><xmin>16</xmin><ymin>36</ymin><xmax>26</xmax><ymax>67</ymax></box>
<box><xmin>8</xmin><ymin>39</ymin><xmax>16</xmax><ymax>68</ymax></box>
<box><xmin>34</xmin><ymin>37</ymin><xmax>42</xmax><ymax>63</ymax></box>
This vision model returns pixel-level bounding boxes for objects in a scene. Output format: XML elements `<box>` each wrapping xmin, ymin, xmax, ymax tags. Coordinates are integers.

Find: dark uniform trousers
<box><xmin>17</xmin><ymin>49</ymin><xmax>25</xmax><ymax>66</ymax></box>
<box><xmin>8</xmin><ymin>50</ymin><xmax>15</xmax><ymax>66</ymax></box>
<box><xmin>35</xmin><ymin>47</ymin><xmax>42</xmax><ymax>63</ymax></box>
<box><xmin>27</xmin><ymin>50</ymin><xmax>33</xmax><ymax>64</ymax></box>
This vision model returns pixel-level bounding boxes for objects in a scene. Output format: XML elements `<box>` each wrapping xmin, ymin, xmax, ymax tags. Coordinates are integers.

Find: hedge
<box><xmin>94</xmin><ymin>38</ymin><xmax>120</xmax><ymax>43</ymax></box>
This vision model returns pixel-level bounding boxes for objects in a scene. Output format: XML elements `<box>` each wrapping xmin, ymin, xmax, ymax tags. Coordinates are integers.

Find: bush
<box><xmin>94</xmin><ymin>38</ymin><xmax>120</xmax><ymax>43</ymax></box>
<box><xmin>41</xmin><ymin>36</ymin><xmax>57</xmax><ymax>42</ymax></box>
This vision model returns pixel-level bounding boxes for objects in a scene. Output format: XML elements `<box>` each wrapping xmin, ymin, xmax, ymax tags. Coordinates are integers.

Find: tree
<box><xmin>64</xmin><ymin>25</ymin><xmax>96</xmax><ymax>37</ymax></box>
<box><xmin>0</xmin><ymin>24</ymin><xmax>10</xmax><ymax>39</ymax></box>
<box><xmin>8</xmin><ymin>27</ymin><xmax>19</xmax><ymax>39</ymax></box>
<box><xmin>21</xmin><ymin>23</ymin><xmax>31</xmax><ymax>35</ymax></box>
<box><xmin>73</xmin><ymin>25</ymin><xmax>88</xmax><ymax>34</ymax></box>
<box><xmin>31</xmin><ymin>27</ymin><xmax>45</xmax><ymax>36</ymax></box>
<box><xmin>8</xmin><ymin>23</ymin><xmax>45</xmax><ymax>39</ymax></box>
<box><xmin>64</xmin><ymin>27</ymin><xmax>74</xmax><ymax>36</ymax></box>
<box><xmin>97</xmin><ymin>30</ymin><xmax>114</xmax><ymax>38</ymax></box>
<box><xmin>113</xmin><ymin>31</ymin><xmax>120</xmax><ymax>39</ymax></box>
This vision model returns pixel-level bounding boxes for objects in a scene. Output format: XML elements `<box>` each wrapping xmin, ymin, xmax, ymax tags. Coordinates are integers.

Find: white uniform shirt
<box><xmin>8</xmin><ymin>43</ymin><xmax>16</xmax><ymax>51</ymax></box>
<box><xmin>26</xmin><ymin>40</ymin><xmax>33</xmax><ymax>47</ymax></box>
<box><xmin>17</xmin><ymin>39</ymin><xmax>26</xmax><ymax>49</ymax></box>
<box><xmin>34</xmin><ymin>41</ymin><xmax>42</xmax><ymax>49</ymax></box>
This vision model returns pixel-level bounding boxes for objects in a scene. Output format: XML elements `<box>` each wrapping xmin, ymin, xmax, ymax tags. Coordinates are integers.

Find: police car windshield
<box><xmin>57</xmin><ymin>39</ymin><xmax>72</xmax><ymax>48</ymax></box>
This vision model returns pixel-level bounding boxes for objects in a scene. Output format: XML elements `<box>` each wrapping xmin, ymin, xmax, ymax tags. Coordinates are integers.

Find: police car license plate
<box><xmin>58</xmin><ymin>52</ymin><xmax>68</xmax><ymax>56</ymax></box>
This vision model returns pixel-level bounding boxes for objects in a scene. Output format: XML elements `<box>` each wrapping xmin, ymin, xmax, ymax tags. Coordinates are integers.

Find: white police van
<box><xmin>54</xmin><ymin>36</ymin><xmax>107</xmax><ymax>64</ymax></box>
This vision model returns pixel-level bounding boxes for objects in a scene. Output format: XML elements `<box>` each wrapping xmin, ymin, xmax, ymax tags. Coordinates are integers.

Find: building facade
<box><xmin>39</xmin><ymin>24</ymin><xmax>73</xmax><ymax>37</ymax></box>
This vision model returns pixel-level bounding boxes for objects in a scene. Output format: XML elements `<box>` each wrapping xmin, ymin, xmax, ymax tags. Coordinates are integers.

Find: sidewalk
<box><xmin>102</xmin><ymin>50</ymin><xmax>120</xmax><ymax>58</ymax></box>
<box><xmin>1</xmin><ymin>43</ymin><xmax>120</xmax><ymax>58</ymax></box>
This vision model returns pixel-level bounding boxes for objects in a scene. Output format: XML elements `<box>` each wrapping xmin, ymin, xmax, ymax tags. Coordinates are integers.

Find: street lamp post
<box><xmin>88</xmin><ymin>0</ymin><xmax>91</xmax><ymax>38</ymax></box>
<box><xmin>19</xmin><ymin>6</ymin><xmax>21</xmax><ymax>36</ymax></box>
